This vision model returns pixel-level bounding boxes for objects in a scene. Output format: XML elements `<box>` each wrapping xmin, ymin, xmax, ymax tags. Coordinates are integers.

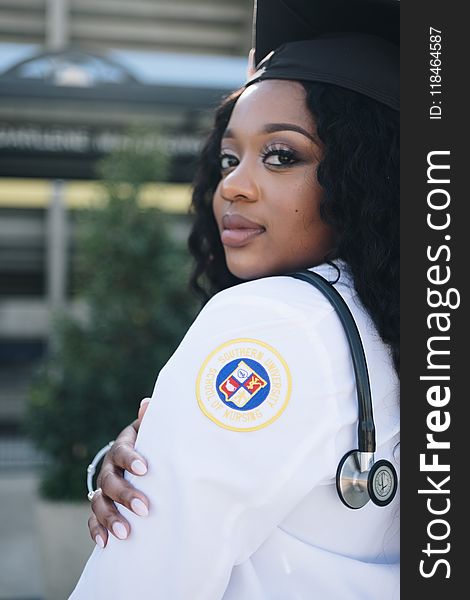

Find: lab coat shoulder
<box><xmin>70</xmin><ymin>276</ymin><xmax>358</xmax><ymax>600</ymax></box>
<box><xmin>158</xmin><ymin>274</ymin><xmax>356</xmax><ymax>443</ymax></box>
<box><xmin>155</xmin><ymin>272</ymin><xmax>357</xmax><ymax>452</ymax></box>
<box><xmin>139</xmin><ymin>274</ymin><xmax>357</xmax><ymax>545</ymax></box>
<box><xmin>178</xmin><ymin>273</ymin><xmax>353</xmax><ymax>363</ymax></box>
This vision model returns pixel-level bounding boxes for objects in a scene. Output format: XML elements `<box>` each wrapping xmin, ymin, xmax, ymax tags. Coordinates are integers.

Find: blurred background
<box><xmin>0</xmin><ymin>1</ymin><xmax>251</xmax><ymax>598</ymax></box>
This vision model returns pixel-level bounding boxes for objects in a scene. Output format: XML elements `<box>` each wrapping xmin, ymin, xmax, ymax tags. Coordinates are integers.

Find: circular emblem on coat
<box><xmin>196</xmin><ymin>338</ymin><xmax>292</xmax><ymax>431</ymax></box>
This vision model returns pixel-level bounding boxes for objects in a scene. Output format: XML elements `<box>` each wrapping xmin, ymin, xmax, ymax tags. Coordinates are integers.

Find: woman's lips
<box><xmin>221</xmin><ymin>214</ymin><xmax>265</xmax><ymax>248</ymax></box>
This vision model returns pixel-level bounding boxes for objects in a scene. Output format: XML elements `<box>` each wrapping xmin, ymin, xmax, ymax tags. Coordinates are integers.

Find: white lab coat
<box><xmin>70</xmin><ymin>261</ymin><xmax>400</xmax><ymax>599</ymax></box>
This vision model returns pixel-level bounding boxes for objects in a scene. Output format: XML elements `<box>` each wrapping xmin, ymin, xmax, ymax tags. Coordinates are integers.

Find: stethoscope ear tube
<box><xmin>288</xmin><ymin>270</ymin><xmax>376</xmax><ymax>454</ymax></box>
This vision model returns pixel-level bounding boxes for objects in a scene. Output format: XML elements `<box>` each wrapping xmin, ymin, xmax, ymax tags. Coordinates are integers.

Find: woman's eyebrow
<box><xmin>263</xmin><ymin>122</ymin><xmax>317</xmax><ymax>143</ymax></box>
<box><xmin>222</xmin><ymin>123</ymin><xmax>317</xmax><ymax>143</ymax></box>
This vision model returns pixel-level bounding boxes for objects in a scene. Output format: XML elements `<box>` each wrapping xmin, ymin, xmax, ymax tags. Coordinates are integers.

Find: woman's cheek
<box><xmin>212</xmin><ymin>189</ymin><xmax>224</xmax><ymax>227</ymax></box>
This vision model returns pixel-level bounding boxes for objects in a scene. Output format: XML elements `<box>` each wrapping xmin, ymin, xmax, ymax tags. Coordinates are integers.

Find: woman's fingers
<box><xmin>108</xmin><ymin>442</ymin><xmax>148</xmax><ymax>477</ymax></box>
<box><xmin>104</xmin><ymin>420</ymin><xmax>148</xmax><ymax>477</ymax></box>
<box><xmin>87</xmin><ymin>466</ymin><xmax>149</xmax><ymax>542</ymax></box>
<box><xmin>88</xmin><ymin>511</ymin><xmax>109</xmax><ymax>548</ymax></box>
<box><xmin>98</xmin><ymin>466</ymin><xmax>149</xmax><ymax>519</ymax></box>
<box><xmin>137</xmin><ymin>397</ymin><xmax>150</xmax><ymax>423</ymax></box>
<box><xmin>90</xmin><ymin>487</ymin><xmax>132</xmax><ymax>541</ymax></box>
<box><xmin>87</xmin><ymin>399</ymin><xmax>152</xmax><ymax>544</ymax></box>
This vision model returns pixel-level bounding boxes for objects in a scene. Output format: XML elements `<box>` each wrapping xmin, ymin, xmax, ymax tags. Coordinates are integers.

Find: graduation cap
<box><xmin>247</xmin><ymin>0</ymin><xmax>399</xmax><ymax>110</ymax></box>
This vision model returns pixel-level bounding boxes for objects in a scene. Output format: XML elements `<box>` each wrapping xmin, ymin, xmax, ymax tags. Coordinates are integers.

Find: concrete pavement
<box><xmin>0</xmin><ymin>470</ymin><xmax>45</xmax><ymax>600</ymax></box>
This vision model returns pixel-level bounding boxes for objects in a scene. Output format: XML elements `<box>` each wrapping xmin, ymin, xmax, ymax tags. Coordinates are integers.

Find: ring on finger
<box><xmin>87</xmin><ymin>487</ymin><xmax>102</xmax><ymax>502</ymax></box>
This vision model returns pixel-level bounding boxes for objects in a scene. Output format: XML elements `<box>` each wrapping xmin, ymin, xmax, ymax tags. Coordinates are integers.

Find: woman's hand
<box><xmin>88</xmin><ymin>398</ymin><xmax>151</xmax><ymax>548</ymax></box>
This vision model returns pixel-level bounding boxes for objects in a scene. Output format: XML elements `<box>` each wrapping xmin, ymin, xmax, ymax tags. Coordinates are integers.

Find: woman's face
<box><xmin>212</xmin><ymin>79</ymin><xmax>336</xmax><ymax>281</ymax></box>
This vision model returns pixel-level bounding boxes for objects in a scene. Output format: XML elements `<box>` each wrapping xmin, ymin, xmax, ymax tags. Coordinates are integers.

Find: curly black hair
<box><xmin>188</xmin><ymin>82</ymin><xmax>400</xmax><ymax>374</ymax></box>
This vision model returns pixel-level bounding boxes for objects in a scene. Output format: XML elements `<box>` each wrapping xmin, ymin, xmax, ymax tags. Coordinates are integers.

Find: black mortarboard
<box><xmin>247</xmin><ymin>0</ymin><xmax>399</xmax><ymax>111</ymax></box>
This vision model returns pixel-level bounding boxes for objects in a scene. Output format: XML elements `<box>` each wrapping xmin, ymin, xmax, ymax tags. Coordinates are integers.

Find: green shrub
<box><xmin>27</xmin><ymin>135</ymin><xmax>197</xmax><ymax>500</ymax></box>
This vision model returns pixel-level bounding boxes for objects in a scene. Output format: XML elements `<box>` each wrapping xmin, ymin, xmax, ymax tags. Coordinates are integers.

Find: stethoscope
<box><xmin>289</xmin><ymin>270</ymin><xmax>398</xmax><ymax>509</ymax></box>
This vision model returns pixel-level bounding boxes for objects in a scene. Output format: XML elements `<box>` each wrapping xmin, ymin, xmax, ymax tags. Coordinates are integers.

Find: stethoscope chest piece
<box><xmin>367</xmin><ymin>459</ymin><xmax>398</xmax><ymax>507</ymax></box>
<box><xmin>336</xmin><ymin>450</ymin><xmax>398</xmax><ymax>509</ymax></box>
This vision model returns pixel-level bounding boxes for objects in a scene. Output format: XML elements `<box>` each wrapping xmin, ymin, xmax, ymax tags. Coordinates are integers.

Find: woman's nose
<box><xmin>220</xmin><ymin>160</ymin><xmax>258</xmax><ymax>203</ymax></box>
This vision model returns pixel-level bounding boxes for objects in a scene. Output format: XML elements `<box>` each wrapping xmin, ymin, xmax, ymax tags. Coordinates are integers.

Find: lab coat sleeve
<box><xmin>70</xmin><ymin>277</ymin><xmax>355</xmax><ymax>600</ymax></box>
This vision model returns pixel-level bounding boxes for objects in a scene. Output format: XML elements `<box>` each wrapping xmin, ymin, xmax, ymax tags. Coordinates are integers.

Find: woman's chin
<box><xmin>226</xmin><ymin>260</ymin><xmax>271</xmax><ymax>281</ymax></box>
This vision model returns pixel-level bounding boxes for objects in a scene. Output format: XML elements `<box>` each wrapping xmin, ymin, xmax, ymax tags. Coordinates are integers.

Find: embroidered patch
<box><xmin>196</xmin><ymin>338</ymin><xmax>292</xmax><ymax>431</ymax></box>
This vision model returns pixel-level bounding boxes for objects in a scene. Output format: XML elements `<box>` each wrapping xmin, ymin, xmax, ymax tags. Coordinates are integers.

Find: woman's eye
<box><xmin>263</xmin><ymin>149</ymin><xmax>298</xmax><ymax>166</ymax></box>
<box><xmin>220</xmin><ymin>153</ymin><xmax>238</xmax><ymax>170</ymax></box>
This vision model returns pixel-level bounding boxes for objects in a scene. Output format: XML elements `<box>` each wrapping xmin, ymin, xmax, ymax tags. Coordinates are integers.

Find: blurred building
<box><xmin>0</xmin><ymin>0</ymin><xmax>251</xmax><ymax>451</ymax></box>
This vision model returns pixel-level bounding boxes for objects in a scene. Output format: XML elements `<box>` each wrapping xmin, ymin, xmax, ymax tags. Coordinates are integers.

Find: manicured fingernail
<box><xmin>131</xmin><ymin>459</ymin><xmax>147</xmax><ymax>475</ymax></box>
<box><xmin>112</xmin><ymin>522</ymin><xmax>128</xmax><ymax>540</ymax></box>
<box><xmin>140</xmin><ymin>397</ymin><xmax>150</xmax><ymax>407</ymax></box>
<box><xmin>131</xmin><ymin>498</ymin><xmax>149</xmax><ymax>517</ymax></box>
<box><xmin>95</xmin><ymin>534</ymin><xmax>105</xmax><ymax>548</ymax></box>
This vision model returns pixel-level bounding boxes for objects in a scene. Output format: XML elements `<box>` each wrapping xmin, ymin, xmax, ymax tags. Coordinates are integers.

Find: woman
<box><xmin>71</xmin><ymin>3</ymin><xmax>400</xmax><ymax>598</ymax></box>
